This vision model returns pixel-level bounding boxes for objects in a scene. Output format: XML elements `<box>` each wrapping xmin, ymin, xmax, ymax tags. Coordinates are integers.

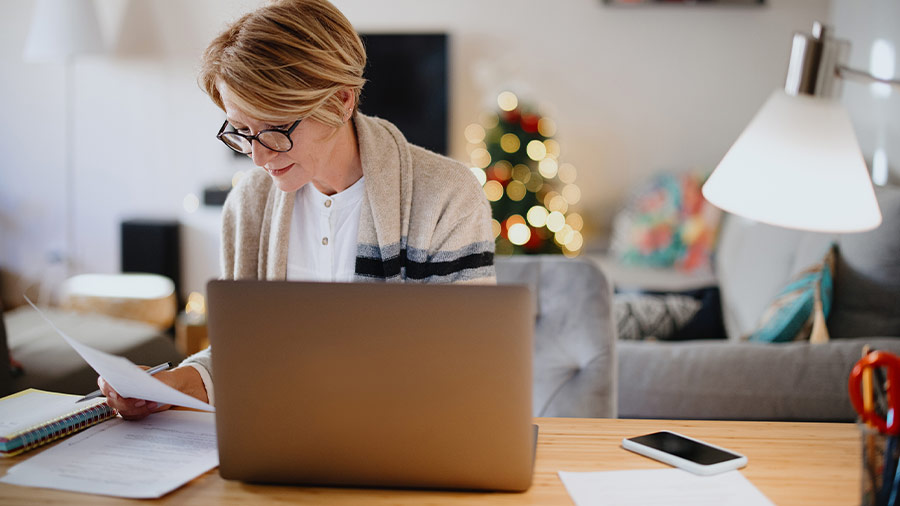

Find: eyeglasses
<box><xmin>216</xmin><ymin>118</ymin><xmax>302</xmax><ymax>154</ymax></box>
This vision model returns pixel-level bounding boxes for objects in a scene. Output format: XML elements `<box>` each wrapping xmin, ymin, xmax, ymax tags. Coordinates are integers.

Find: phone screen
<box><xmin>627</xmin><ymin>432</ymin><xmax>741</xmax><ymax>465</ymax></box>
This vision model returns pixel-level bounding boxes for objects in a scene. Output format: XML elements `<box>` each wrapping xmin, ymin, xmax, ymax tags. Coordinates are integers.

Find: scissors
<box><xmin>849</xmin><ymin>350</ymin><xmax>900</xmax><ymax>435</ymax></box>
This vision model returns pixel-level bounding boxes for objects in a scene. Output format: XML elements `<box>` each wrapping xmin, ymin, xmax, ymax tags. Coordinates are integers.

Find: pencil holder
<box><xmin>861</xmin><ymin>424</ymin><xmax>900</xmax><ymax>506</ymax></box>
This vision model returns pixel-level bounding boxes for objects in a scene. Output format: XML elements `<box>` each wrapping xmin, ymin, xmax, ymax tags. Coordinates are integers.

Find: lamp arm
<box><xmin>836</xmin><ymin>65</ymin><xmax>900</xmax><ymax>90</ymax></box>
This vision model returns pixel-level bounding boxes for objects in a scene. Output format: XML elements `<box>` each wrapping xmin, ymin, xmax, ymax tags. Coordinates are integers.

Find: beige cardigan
<box><xmin>182</xmin><ymin>114</ymin><xmax>496</xmax><ymax>382</ymax></box>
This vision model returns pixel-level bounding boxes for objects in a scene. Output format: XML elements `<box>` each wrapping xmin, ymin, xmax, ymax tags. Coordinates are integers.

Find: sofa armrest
<box><xmin>497</xmin><ymin>255</ymin><xmax>617</xmax><ymax>418</ymax></box>
<box><xmin>618</xmin><ymin>337</ymin><xmax>900</xmax><ymax>421</ymax></box>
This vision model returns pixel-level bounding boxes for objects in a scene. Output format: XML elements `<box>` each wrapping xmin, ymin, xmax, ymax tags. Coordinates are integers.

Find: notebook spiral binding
<box><xmin>6</xmin><ymin>403</ymin><xmax>116</xmax><ymax>456</ymax></box>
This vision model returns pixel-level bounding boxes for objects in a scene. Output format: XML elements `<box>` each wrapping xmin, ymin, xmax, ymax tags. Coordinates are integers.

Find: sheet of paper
<box><xmin>1</xmin><ymin>410</ymin><xmax>218</xmax><ymax>498</ymax></box>
<box><xmin>0</xmin><ymin>390</ymin><xmax>106</xmax><ymax>436</ymax></box>
<box><xmin>25</xmin><ymin>299</ymin><xmax>213</xmax><ymax>412</ymax></box>
<box><xmin>558</xmin><ymin>468</ymin><xmax>774</xmax><ymax>506</ymax></box>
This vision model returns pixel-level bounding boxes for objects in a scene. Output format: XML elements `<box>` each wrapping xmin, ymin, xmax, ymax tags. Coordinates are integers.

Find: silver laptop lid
<box><xmin>207</xmin><ymin>280</ymin><xmax>534</xmax><ymax>491</ymax></box>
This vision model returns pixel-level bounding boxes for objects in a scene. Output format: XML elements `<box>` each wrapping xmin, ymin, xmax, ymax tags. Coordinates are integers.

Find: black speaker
<box><xmin>121</xmin><ymin>219</ymin><xmax>182</xmax><ymax>304</ymax></box>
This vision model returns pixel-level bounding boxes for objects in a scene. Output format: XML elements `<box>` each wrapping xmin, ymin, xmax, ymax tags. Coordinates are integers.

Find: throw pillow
<box><xmin>828</xmin><ymin>185</ymin><xmax>900</xmax><ymax>338</ymax></box>
<box><xmin>614</xmin><ymin>294</ymin><xmax>702</xmax><ymax>341</ymax></box>
<box><xmin>746</xmin><ymin>246</ymin><xmax>836</xmax><ymax>343</ymax></box>
<box><xmin>610</xmin><ymin>171</ymin><xmax>722</xmax><ymax>272</ymax></box>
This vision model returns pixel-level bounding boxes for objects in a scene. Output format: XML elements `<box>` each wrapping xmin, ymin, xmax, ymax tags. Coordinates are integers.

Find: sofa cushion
<box><xmin>829</xmin><ymin>185</ymin><xmax>900</xmax><ymax>338</ymax></box>
<box><xmin>617</xmin><ymin>337</ymin><xmax>900</xmax><ymax>421</ymax></box>
<box><xmin>747</xmin><ymin>246</ymin><xmax>835</xmax><ymax>343</ymax></box>
<box><xmin>614</xmin><ymin>294</ymin><xmax>700</xmax><ymax>341</ymax></box>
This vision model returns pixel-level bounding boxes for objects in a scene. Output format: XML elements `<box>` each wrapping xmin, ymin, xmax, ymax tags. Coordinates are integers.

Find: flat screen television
<box><xmin>358</xmin><ymin>33</ymin><xmax>449</xmax><ymax>155</ymax></box>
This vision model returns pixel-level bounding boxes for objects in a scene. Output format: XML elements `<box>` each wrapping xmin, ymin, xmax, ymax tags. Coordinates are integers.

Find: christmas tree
<box><xmin>466</xmin><ymin>91</ymin><xmax>584</xmax><ymax>256</ymax></box>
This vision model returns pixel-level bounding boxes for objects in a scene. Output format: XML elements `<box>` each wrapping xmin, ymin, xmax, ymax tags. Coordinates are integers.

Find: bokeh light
<box><xmin>562</xmin><ymin>184</ymin><xmax>581</xmax><ymax>205</ymax></box>
<box><xmin>484</xmin><ymin>180</ymin><xmax>504</xmax><ymax>201</ymax></box>
<box><xmin>470</xmin><ymin>167</ymin><xmax>487</xmax><ymax>186</ymax></box>
<box><xmin>546</xmin><ymin>211</ymin><xmax>566</xmax><ymax>232</ymax></box>
<box><xmin>555</xmin><ymin>224</ymin><xmax>574</xmax><ymax>246</ymax></box>
<box><xmin>526</xmin><ymin>140</ymin><xmax>547</xmax><ymax>161</ymax></box>
<box><xmin>500</xmin><ymin>133</ymin><xmax>521</xmax><ymax>153</ymax></box>
<box><xmin>506</xmin><ymin>214</ymin><xmax>526</xmax><ymax>227</ymax></box>
<box><xmin>525</xmin><ymin>172</ymin><xmax>544</xmax><ymax>192</ymax></box>
<box><xmin>185</xmin><ymin>291</ymin><xmax>206</xmax><ymax>315</ymax></box>
<box><xmin>565</xmin><ymin>212</ymin><xmax>584</xmax><ymax>231</ymax></box>
<box><xmin>566</xmin><ymin>231</ymin><xmax>584</xmax><ymax>252</ymax></box>
<box><xmin>512</xmin><ymin>164</ymin><xmax>532</xmax><ymax>183</ymax></box>
<box><xmin>548</xmin><ymin>194</ymin><xmax>568</xmax><ymax>214</ymax></box>
<box><xmin>527</xmin><ymin>206</ymin><xmax>549</xmax><ymax>228</ymax></box>
<box><xmin>497</xmin><ymin>91</ymin><xmax>519</xmax><ymax>111</ymax></box>
<box><xmin>493</xmin><ymin>160</ymin><xmax>512</xmax><ymax>181</ymax></box>
<box><xmin>464</xmin><ymin>123</ymin><xmax>486</xmax><ymax>144</ymax></box>
<box><xmin>470</xmin><ymin>147</ymin><xmax>491</xmax><ymax>168</ymax></box>
<box><xmin>537</xmin><ymin>117</ymin><xmax>557</xmax><ymax>137</ymax></box>
<box><xmin>479</xmin><ymin>112</ymin><xmax>499</xmax><ymax>129</ymax></box>
<box><xmin>558</xmin><ymin>163</ymin><xmax>577</xmax><ymax>184</ymax></box>
<box><xmin>538</xmin><ymin>158</ymin><xmax>558</xmax><ymax>179</ymax></box>
<box><xmin>508</xmin><ymin>223</ymin><xmax>531</xmax><ymax>246</ymax></box>
<box><xmin>506</xmin><ymin>180</ymin><xmax>527</xmax><ymax>201</ymax></box>
<box><xmin>543</xmin><ymin>139</ymin><xmax>560</xmax><ymax>158</ymax></box>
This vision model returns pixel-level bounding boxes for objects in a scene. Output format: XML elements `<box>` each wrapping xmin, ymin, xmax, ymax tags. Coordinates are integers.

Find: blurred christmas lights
<box><xmin>467</xmin><ymin>90</ymin><xmax>583</xmax><ymax>256</ymax></box>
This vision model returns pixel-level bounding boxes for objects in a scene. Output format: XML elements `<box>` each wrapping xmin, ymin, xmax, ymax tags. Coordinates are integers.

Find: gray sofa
<box><xmin>617</xmin><ymin>185</ymin><xmax>900</xmax><ymax>421</ymax></box>
<box><xmin>496</xmin><ymin>255</ymin><xmax>617</xmax><ymax>419</ymax></box>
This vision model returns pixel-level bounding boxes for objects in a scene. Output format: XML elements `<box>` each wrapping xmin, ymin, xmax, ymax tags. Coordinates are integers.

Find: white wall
<box><xmin>0</xmin><ymin>0</ymin><xmax>830</xmax><ymax>300</ymax></box>
<box><xmin>830</xmin><ymin>0</ymin><xmax>900</xmax><ymax>187</ymax></box>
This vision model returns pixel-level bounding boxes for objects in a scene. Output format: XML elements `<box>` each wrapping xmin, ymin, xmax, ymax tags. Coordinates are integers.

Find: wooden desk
<box><xmin>0</xmin><ymin>417</ymin><xmax>859</xmax><ymax>505</ymax></box>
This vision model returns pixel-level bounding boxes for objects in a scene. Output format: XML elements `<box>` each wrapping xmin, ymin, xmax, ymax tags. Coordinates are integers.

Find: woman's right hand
<box><xmin>98</xmin><ymin>370</ymin><xmax>173</xmax><ymax>420</ymax></box>
<box><xmin>98</xmin><ymin>366</ymin><xmax>207</xmax><ymax>421</ymax></box>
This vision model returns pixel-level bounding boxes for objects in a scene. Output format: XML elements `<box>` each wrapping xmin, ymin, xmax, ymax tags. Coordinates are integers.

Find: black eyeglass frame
<box><xmin>216</xmin><ymin>118</ymin><xmax>303</xmax><ymax>154</ymax></box>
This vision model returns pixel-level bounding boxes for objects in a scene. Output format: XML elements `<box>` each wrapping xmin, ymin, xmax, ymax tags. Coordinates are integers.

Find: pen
<box><xmin>76</xmin><ymin>362</ymin><xmax>173</xmax><ymax>403</ymax></box>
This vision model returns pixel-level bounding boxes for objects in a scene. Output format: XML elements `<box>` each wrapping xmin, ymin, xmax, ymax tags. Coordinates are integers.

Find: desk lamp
<box><xmin>702</xmin><ymin>22</ymin><xmax>900</xmax><ymax>234</ymax></box>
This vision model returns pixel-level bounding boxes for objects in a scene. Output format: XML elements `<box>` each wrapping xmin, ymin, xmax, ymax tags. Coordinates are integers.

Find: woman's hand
<box><xmin>98</xmin><ymin>366</ymin><xmax>207</xmax><ymax>421</ymax></box>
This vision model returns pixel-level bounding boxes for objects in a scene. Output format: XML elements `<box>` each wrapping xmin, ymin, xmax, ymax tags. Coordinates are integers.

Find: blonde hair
<box><xmin>199</xmin><ymin>0</ymin><xmax>366</xmax><ymax>127</ymax></box>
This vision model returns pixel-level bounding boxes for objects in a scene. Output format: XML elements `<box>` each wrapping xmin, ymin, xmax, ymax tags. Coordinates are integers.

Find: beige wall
<box><xmin>0</xmin><ymin>0</ymin><xmax>830</xmax><ymax>298</ymax></box>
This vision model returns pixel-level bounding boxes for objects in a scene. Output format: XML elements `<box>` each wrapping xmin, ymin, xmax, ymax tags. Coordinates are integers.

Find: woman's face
<box><xmin>218</xmin><ymin>83</ymin><xmax>356</xmax><ymax>195</ymax></box>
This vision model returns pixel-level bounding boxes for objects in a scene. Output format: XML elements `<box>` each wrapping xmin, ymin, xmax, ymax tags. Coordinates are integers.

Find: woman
<box><xmin>100</xmin><ymin>0</ymin><xmax>495</xmax><ymax>419</ymax></box>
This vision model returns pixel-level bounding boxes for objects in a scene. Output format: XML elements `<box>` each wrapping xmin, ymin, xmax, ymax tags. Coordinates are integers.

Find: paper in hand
<box><xmin>25</xmin><ymin>298</ymin><xmax>214</xmax><ymax>412</ymax></box>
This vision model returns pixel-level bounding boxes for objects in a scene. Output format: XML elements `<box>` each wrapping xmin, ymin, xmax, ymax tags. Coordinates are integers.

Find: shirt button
<box><xmin>324</xmin><ymin>200</ymin><xmax>332</xmax><ymax>208</ymax></box>
<box><xmin>322</xmin><ymin>237</ymin><xmax>329</xmax><ymax>246</ymax></box>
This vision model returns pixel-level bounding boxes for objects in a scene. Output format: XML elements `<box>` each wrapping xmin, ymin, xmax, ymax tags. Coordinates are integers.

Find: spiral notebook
<box><xmin>0</xmin><ymin>388</ymin><xmax>116</xmax><ymax>457</ymax></box>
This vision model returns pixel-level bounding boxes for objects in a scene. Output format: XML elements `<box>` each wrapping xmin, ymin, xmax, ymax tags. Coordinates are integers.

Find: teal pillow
<box><xmin>747</xmin><ymin>246</ymin><xmax>835</xmax><ymax>343</ymax></box>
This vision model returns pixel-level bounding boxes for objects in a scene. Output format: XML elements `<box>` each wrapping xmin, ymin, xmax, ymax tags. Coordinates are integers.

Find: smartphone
<box><xmin>622</xmin><ymin>431</ymin><xmax>748</xmax><ymax>476</ymax></box>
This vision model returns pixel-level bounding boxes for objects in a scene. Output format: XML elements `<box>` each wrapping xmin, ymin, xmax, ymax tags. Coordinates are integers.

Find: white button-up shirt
<box><xmin>287</xmin><ymin>177</ymin><xmax>365</xmax><ymax>282</ymax></box>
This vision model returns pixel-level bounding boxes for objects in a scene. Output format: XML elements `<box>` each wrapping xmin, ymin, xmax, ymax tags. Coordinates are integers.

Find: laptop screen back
<box><xmin>207</xmin><ymin>280</ymin><xmax>534</xmax><ymax>491</ymax></box>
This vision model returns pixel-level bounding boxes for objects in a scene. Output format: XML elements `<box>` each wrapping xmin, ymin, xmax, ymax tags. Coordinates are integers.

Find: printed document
<box><xmin>26</xmin><ymin>299</ymin><xmax>213</xmax><ymax>411</ymax></box>
<box><xmin>559</xmin><ymin>468</ymin><xmax>774</xmax><ymax>505</ymax></box>
<box><xmin>0</xmin><ymin>410</ymin><xmax>218</xmax><ymax>498</ymax></box>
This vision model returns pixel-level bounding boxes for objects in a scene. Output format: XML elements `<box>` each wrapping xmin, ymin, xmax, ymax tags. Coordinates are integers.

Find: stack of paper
<box><xmin>559</xmin><ymin>468</ymin><xmax>774</xmax><ymax>505</ymax></box>
<box><xmin>1</xmin><ymin>410</ymin><xmax>218</xmax><ymax>498</ymax></box>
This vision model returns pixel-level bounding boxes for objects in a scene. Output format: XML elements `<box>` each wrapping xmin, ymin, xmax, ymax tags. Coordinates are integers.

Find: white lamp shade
<box><xmin>23</xmin><ymin>0</ymin><xmax>103</xmax><ymax>62</ymax></box>
<box><xmin>702</xmin><ymin>90</ymin><xmax>882</xmax><ymax>233</ymax></box>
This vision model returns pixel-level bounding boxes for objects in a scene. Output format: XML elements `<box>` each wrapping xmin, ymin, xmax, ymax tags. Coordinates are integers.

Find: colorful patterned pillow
<box><xmin>614</xmin><ymin>294</ymin><xmax>702</xmax><ymax>341</ymax></box>
<box><xmin>611</xmin><ymin>171</ymin><xmax>721</xmax><ymax>272</ymax></box>
<box><xmin>746</xmin><ymin>246</ymin><xmax>836</xmax><ymax>343</ymax></box>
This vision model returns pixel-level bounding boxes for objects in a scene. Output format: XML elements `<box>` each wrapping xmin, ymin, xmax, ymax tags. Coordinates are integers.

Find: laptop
<box><xmin>206</xmin><ymin>280</ymin><xmax>535</xmax><ymax>492</ymax></box>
